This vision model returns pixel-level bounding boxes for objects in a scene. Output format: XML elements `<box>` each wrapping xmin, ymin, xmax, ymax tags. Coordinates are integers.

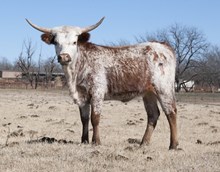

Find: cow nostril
<box><xmin>65</xmin><ymin>54</ymin><xmax>70</xmax><ymax>59</ymax></box>
<box><xmin>58</xmin><ymin>54</ymin><xmax>71</xmax><ymax>64</ymax></box>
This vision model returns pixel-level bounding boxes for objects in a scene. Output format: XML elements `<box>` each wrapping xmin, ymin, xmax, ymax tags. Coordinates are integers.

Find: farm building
<box><xmin>0</xmin><ymin>70</ymin><xmax>66</xmax><ymax>89</ymax></box>
<box><xmin>0</xmin><ymin>70</ymin><xmax>22</xmax><ymax>79</ymax></box>
<box><xmin>175</xmin><ymin>80</ymin><xmax>195</xmax><ymax>92</ymax></box>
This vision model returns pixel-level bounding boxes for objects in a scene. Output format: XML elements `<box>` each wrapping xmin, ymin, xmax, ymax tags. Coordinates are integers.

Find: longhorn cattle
<box><xmin>26</xmin><ymin>17</ymin><xmax>178</xmax><ymax>149</ymax></box>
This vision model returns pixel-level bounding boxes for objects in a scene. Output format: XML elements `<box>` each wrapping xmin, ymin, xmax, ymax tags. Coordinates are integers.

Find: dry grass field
<box><xmin>0</xmin><ymin>89</ymin><xmax>219</xmax><ymax>172</ymax></box>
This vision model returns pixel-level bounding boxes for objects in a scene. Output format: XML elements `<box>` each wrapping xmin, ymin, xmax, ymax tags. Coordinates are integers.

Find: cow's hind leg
<box><xmin>79</xmin><ymin>103</ymin><xmax>90</xmax><ymax>144</ymax></box>
<box><xmin>91</xmin><ymin>105</ymin><xmax>101</xmax><ymax>145</ymax></box>
<box><xmin>141</xmin><ymin>92</ymin><xmax>160</xmax><ymax>146</ymax></box>
<box><xmin>158</xmin><ymin>94</ymin><xmax>178</xmax><ymax>149</ymax></box>
<box><xmin>90</xmin><ymin>96</ymin><xmax>104</xmax><ymax>145</ymax></box>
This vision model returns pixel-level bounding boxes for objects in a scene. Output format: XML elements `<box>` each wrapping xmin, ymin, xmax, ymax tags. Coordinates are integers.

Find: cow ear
<box><xmin>78</xmin><ymin>32</ymin><xmax>90</xmax><ymax>43</ymax></box>
<box><xmin>41</xmin><ymin>33</ymin><xmax>54</xmax><ymax>44</ymax></box>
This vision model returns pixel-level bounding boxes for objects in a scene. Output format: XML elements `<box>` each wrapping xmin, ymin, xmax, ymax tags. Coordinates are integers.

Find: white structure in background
<box><xmin>175</xmin><ymin>80</ymin><xmax>195</xmax><ymax>92</ymax></box>
<box><xmin>0</xmin><ymin>71</ymin><xmax>22</xmax><ymax>79</ymax></box>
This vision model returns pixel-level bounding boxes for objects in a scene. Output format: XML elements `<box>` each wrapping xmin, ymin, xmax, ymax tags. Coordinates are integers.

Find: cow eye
<box><xmin>53</xmin><ymin>40</ymin><xmax>58</xmax><ymax>45</ymax></box>
<box><xmin>73</xmin><ymin>41</ymin><xmax>77</xmax><ymax>45</ymax></box>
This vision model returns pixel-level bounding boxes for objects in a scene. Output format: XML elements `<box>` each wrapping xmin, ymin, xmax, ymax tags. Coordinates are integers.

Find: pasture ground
<box><xmin>0</xmin><ymin>89</ymin><xmax>220</xmax><ymax>172</ymax></box>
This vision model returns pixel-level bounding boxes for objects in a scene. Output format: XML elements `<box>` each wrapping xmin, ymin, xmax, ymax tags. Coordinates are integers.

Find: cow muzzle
<box><xmin>58</xmin><ymin>53</ymin><xmax>71</xmax><ymax>65</ymax></box>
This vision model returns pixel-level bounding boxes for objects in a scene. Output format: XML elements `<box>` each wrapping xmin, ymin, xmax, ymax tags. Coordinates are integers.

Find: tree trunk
<box><xmin>175</xmin><ymin>79</ymin><xmax>181</xmax><ymax>92</ymax></box>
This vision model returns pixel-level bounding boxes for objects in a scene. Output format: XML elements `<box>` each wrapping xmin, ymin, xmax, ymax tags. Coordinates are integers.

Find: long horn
<box><xmin>81</xmin><ymin>17</ymin><xmax>105</xmax><ymax>33</ymax></box>
<box><xmin>26</xmin><ymin>19</ymin><xmax>52</xmax><ymax>33</ymax></box>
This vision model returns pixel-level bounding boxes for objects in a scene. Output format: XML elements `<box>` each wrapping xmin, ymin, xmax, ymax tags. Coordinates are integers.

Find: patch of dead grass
<box><xmin>0</xmin><ymin>89</ymin><xmax>219</xmax><ymax>171</ymax></box>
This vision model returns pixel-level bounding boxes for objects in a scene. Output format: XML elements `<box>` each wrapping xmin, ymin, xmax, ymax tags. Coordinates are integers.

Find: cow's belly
<box><xmin>104</xmin><ymin>91</ymin><xmax>142</xmax><ymax>102</ymax></box>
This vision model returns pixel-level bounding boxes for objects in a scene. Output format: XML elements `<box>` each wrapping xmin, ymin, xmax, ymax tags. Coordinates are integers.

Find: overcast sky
<box><xmin>0</xmin><ymin>0</ymin><xmax>220</xmax><ymax>62</ymax></box>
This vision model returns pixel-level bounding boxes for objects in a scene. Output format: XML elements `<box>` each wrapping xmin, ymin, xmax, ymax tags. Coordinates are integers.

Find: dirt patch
<box><xmin>27</xmin><ymin>136</ymin><xmax>74</xmax><ymax>144</ymax></box>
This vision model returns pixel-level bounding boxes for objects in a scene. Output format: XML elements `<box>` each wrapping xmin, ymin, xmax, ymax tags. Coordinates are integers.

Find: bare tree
<box><xmin>16</xmin><ymin>40</ymin><xmax>37</xmax><ymax>88</ymax></box>
<box><xmin>195</xmin><ymin>46</ymin><xmax>220</xmax><ymax>92</ymax></box>
<box><xmin>43</xmin><ymin>56</ymin><xmax>58</xmax><ymax>88</ymax></box>
<box><xmin>107</xmin><ymin>39</ymin><xmax>131</xmax><ymax>46</ymax></box>
<box><xmin>136</xmin><ymin>23</ymin><xmax>209</xmax><ymax>92</ymax></box>
<box><xmin>34</xmin><ymin>47</ymin><xmax>43</xmax><ymax>89</ymax></box>
<box><xmin>0</xmin><ymin>57</ymin><xmax>13</xmax><ymax>70</ymax></box>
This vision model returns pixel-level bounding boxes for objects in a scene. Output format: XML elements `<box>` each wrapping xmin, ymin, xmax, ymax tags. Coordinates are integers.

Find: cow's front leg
<box><xmin>79</xmin><ymin>103</ymin><xmax>90</xmax><ymax>144</ymax></box>
<box><xmin>91</xmin><ymin>98</ymin><xmax>103</xmax><ymax>145</ymax></box>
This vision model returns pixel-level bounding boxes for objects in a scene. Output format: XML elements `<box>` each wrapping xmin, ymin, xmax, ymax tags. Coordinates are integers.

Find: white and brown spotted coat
<box><xmin>27</xmin><ymin>18</ymin><xmax>178</xmax><ymax>149</ymax></box>
<box><xmin>67</xmin><ymin>41</ymin><xmax>176</xmax><ymax>114</ymax></box>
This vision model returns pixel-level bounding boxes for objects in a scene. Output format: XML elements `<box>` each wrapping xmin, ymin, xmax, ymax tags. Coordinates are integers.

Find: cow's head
<box><xmin>26</xmin><ymin>17</ymin><xmax>104</xmax><ymax>65</ymax></box>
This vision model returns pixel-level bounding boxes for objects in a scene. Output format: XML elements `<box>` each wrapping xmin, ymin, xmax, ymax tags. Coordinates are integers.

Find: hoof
<box><xmin>81</xmin><ymin>140</ymin><xmax>89</xmax><ymax>144</ymax></box>
<box><xmin>140</xmin><ymin>140</ymin><xmax>150</xmax><ymax>147</ymax></box>
<box><xmin>169</xmin><ymin>143</ymin><xmax>179</xmax><ymax>150</ymax></box>
<box><xmin>92</xmin><ymin>140</ymin><xmax>101</xmax><ymax>146</ymax></box>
